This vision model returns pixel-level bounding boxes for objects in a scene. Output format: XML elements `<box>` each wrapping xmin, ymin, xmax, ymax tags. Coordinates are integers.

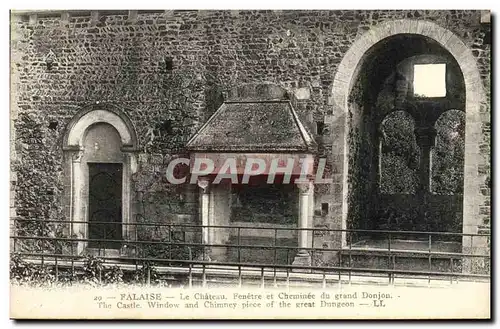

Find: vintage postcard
<box><xmin>9</xmin><ymin>8</ymin><xmax>491</xmax><ymax>319</ymax></box>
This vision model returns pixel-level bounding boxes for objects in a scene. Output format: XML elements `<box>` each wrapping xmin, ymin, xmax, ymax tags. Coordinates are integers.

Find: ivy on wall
<box><xmin>432</xmin><ymin>110</ymin><xmax>465</xmax><ymax>195</ymax></box>
<box><xmin>380</xmin><ymin>111</ymin><xmax>420</xmax><ymax>194</ymax></box>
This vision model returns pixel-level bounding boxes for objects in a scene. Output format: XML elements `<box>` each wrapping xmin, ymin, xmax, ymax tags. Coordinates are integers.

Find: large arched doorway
<box><xmin>346</xmin><ymin>34</ymin><xmax>465</xmax><ymax>247</ymax></box>
<box><xmin>331</xmin><ymin>20</ymin><xmax>486</xmax><ymax>268</ymax></box>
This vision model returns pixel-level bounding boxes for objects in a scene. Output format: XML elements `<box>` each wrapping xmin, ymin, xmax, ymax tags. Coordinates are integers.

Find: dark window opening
<box><xmin>316</xmin><ymin>121</ymin><xmax>325</xmax><ymax>135</ymax></box>
<box><xmin>46</xmin><ymin>60</ymin><xmax>55</xmax><ymax>71</ymax></box>
<box><xmin>160</xmin><ymin>119</ymin><xmax>174</xmax><ymax>135</ymax></box>
<box><xmin>165</xmin><ymin>57</ymin><xmax>174</xmax><ymax>71</ymax></box>
<box><xmin>48</xmin><ymin>121</ymin><xmax>58</xmax><ymax>130</ymax></box>
<box><xmin>321</xmin><ymin>203</ymin><xmax>329</xmax><ymax>216</ymax></box>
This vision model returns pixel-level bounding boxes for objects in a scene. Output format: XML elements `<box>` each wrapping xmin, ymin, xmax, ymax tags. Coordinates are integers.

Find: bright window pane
<box><xmin>413</xmin><ymin>64</ymin><xmax>446</xmax><ymax>97</ymax></box>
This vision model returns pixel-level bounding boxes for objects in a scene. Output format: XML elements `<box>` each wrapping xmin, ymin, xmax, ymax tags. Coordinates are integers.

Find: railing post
<box><xmin>102</xmin><ymin>227</ymin><xmax>106</xmax><ymax>256</ymax></box>
<box><xmin>238</xmin><ymin>227</ymin><xmax>241</xmax><ymax>264</ymax></box>
<box><xmin>450</xmin><ymin>257</ymin><xmax>454</xmax><ymax>284</ymax></box>
<box><xmin>391</xmin><ymin>255</ymin><xmax>396</xmax><ymax>285</ymax></box>
<box><xmin>274</xmin><ymin>228</ymin><xmax>277</xmax><ymax>266</ymax></box>
<box><xmin>169</xmin><ymin>224</ymin><xmax>172</xmax><ymax>262</ymax></box>
<box><xmin>311</xmin><ymin>228</ymin><xmax>316</xmax><ymax>269</ymax></box>
<box><xmin>238</xmin><ymin>266</ymin><xmax>242</xmax><ymax>288</ymax></box>
<box><xmin>273</xmin><ymin>267</ymin><xmax>277</xmax><ymax>288</ymax></box>
<box><xmin>41</xmin><ymin>218</ymin><xmax>45</xmax><ymax>259</ymax></box>
<box><xmin>337</xmin><ymin>246</ymin><xmax>342</xmax><ymax>268</ymax></box>
<box><xmin>41</xmin><ymin>230</ymin><xmax>45</xmax><ymax>267</ymax></box>
<box><xmin>55</xmin><ymin>256</ymin><xmax>59</xmax><ymax>282</ymax></box>
<box><xmin>348</xmin><ymin>231</ymin><xmax>352</xmax><ymax>284</ymax></box>
<box><xmin>71</xmin><ymin>257</ymin><xmax>74</xmax><ymax>282</ymax></box>
<box><xmin>188</xmin><ymin>264</ymin><xmax>193</xmax><ymax>288</ymax></box>
<box><xmin>12</xmin><ymin>218</ymin><xmax>17</xmax><ymax>253</ymax></box>
<box><xmin>388</xmin><ymin>232</ymin><xmax>392</xmax><ymax>284</ymax></box>
<box><xmin>202</xmin><ymin>264</ymin><xmax>206</xmax><ymax>288</ymax></box>
<box><xmin>260</xmin><ymin>267</ymin><xmax>264</xmax><ymax>288</ymax></box>
<box><xmin>428</xmin><ymin>234</ymin><xmax>432</xmax><ymax>285</ymax></box>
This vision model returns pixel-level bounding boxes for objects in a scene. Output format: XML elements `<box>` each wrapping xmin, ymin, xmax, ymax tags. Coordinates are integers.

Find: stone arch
<box><xmin>331</xmin><ymin>19</ymin><xmax>484</xmax><ymax>248</ymax></box>
<box><xmin>63</xmin><ymin>103</ymin><xmax>139</xmax><ymax>151</ymax></box>
<box><xmin>63</xmin><ymin>104</ymin><xmax>139</xmax><ymax>255</ymax></box>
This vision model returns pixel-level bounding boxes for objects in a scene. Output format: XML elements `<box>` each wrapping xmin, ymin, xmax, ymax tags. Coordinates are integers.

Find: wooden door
<box><xmin>88</xmin><ymin>163</ymin><xmax>123</xmax><ymax>249</ymax></box>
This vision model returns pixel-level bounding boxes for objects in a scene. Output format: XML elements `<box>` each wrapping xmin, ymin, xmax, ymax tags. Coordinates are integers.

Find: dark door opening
<box><xmin>88</xmin><ymin>163</ymin><xmax>123</xmax><ymax>249</ymax></box>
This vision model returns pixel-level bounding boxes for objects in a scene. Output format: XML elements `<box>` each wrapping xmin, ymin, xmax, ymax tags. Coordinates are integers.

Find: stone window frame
<box><xmin>62</xmin><ymin>104</ymin><xmax>139</xmax><ymax>255</ymax></box>
<box><xmin>331</xmin><ymin>19</ymin><xmax>485</xmax><ymax>251</ymax></box>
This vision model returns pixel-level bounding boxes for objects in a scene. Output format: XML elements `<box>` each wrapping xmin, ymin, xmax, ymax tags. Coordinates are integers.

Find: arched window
<box><xmin>379</xmin><ymin>111</ymin><xmax>420</xmax><ymax>194</ymax></box>
<box><xmin>63</xmin><ymin>105</ymin><xmax>138</xmax><ymax>255</ymax></box>
<box><xmin>432</xmin><ymin>110</ymin><xmax>465</xmax><ymax>194</ymax></box>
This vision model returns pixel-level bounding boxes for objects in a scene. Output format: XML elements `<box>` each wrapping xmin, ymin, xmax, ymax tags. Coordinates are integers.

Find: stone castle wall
<box><xmin>10</xmin><ymin>10</ymin><xmax>490</xmax><ymax>257</ymax></box>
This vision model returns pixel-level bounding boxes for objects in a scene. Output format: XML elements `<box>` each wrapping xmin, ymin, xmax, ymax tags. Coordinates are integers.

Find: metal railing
<box><xmin>10</xmin><ymin>217</ymin><xmax>490</xmax><ymax>286</ymax></box>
